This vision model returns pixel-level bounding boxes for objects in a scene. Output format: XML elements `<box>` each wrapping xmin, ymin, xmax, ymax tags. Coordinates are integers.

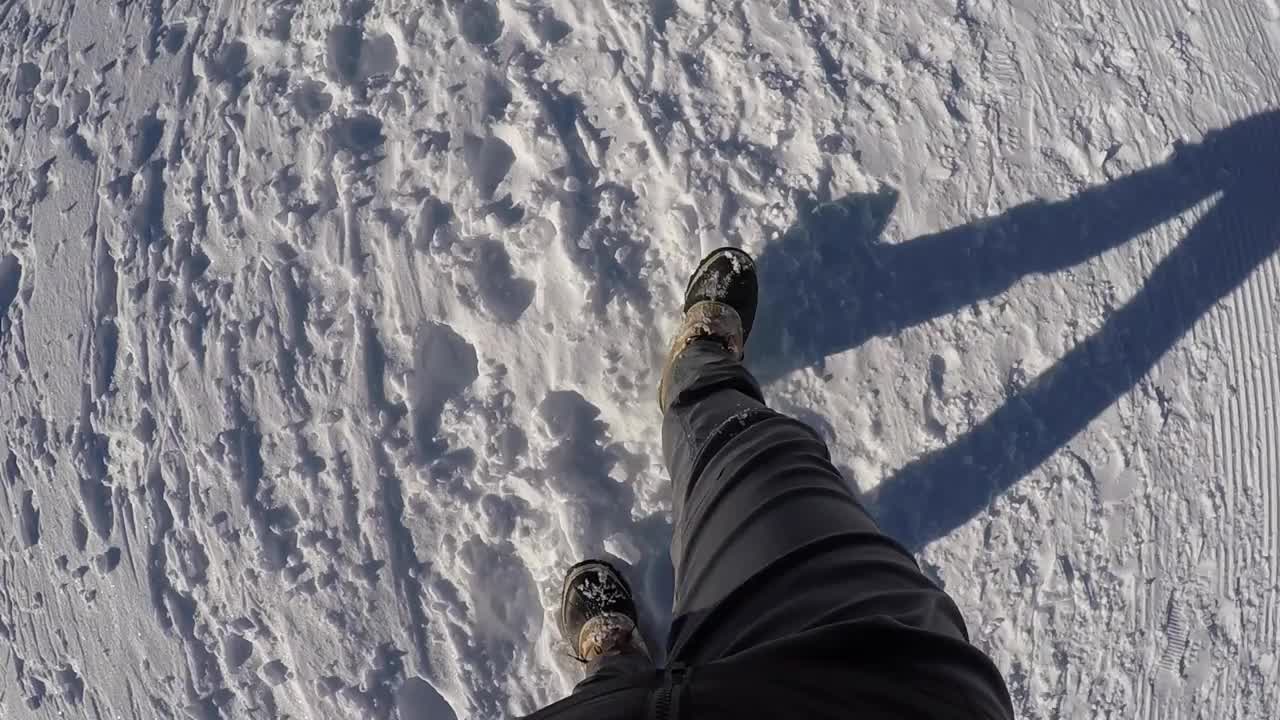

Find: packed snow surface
<box><xmin>1</xmin><ymin>1</ymin><xmax>1279</xmax><ymax>718</ymax></box>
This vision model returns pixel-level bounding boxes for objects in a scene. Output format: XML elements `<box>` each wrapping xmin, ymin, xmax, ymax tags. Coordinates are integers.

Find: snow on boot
<box><xmin>659</xmin><ymin>247</ymin><xmax>759</xmax><ymax>410</ymax></box>
<box><xmin>681</xmin><ymin>246</ymin><xmax>758</xmax><ymax>336</ymax></box>
<box><xmin>558</xmin><ymin>560</ymin><xmax>651</xmax><ymax>663</ymax></box>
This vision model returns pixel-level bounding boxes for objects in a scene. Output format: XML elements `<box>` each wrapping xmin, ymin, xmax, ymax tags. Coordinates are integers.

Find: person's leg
<box><xmin>662</xmin><ymin>339</ymin><xmax>968</xmax><ymax>658</ymax></box>
<box><xmin>572</xmin><ymin>649</ymin><xmax>654</xmax><ymax>692</ymax></box>
<box><xmin>656</xmin><ymin>251</ymin><xmax>1009</xmax><ymax>717</ymax></box>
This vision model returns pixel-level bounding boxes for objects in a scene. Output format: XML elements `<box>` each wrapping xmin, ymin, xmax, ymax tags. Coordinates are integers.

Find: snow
<box><xmin>0</xmin><ymin>1</ymin><xmax>1278</xmax><ymax>718</ymax></box>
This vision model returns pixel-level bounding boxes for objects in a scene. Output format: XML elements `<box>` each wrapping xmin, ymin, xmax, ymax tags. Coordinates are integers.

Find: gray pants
<box><xmin>553</xmin><ymin>340</ymin><xmax>1012</xmax><ymax>718</ymax></box>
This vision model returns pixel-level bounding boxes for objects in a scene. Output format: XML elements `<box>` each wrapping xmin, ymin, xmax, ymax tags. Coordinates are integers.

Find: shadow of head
<box><xmin>752</xmin><ymin>187</ymin><xmax>898</xmax><ymax>383</ymax></box>
<box><xmin>748</xmin><ymin>108</ymin><xmax>1280</xmax><ymax>550</ymax></box>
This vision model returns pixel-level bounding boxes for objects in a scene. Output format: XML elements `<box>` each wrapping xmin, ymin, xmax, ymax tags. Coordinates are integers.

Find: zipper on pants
<box><xmin>652</xmin><ymin>666</ymin><xmax>687</xmax><ymax>720</ymax></box>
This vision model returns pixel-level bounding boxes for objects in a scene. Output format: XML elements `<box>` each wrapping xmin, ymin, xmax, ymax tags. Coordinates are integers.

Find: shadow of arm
<box><xmin>876</xmin><ymin>148</ymin><xmax>1223</xmax><ymax>333</ymax></box>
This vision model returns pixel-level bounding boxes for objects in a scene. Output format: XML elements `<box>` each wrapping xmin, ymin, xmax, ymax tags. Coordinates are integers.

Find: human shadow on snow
<box><xmin>751</xmin><ymin>109</ymin><xmax>1280</xmax><ymax>552</ymax></box>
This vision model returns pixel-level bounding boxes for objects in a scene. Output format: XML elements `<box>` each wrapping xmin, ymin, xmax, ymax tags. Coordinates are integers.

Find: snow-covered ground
<box><xmin>2</xmin><ymin>0</ymin><xmax>1278</xmax><ymax>718</ymax></box>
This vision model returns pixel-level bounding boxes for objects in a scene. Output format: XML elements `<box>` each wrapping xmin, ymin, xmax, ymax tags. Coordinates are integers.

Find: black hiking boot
<box><xmin>559</xmin><ymin>560</ymin><xmax>651</xmax><ymax>663</ymax></box>
<box><xmin>659</xmin><ymin>247</ymin><xmax>759</xmax><ymax>409</ymax></box>
<box><xmin>682</xmin><ymin>246</ymin><xmax>759</xmax><ymax>337</ymax></box>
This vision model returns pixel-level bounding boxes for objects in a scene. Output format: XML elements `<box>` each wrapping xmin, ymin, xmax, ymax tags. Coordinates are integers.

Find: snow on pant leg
<box><xmin>572</xmin><ymin>651</ymin><xmax>655</xmax><ymax>694</ymax></box>
<box><xmin>660</xmin><ymin>339</ymin><xmax>978</xmax><ymax>663</ymax></box>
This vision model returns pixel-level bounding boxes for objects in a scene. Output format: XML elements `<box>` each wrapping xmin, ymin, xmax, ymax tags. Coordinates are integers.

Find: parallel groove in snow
<box><xmin>1258</xmin><ymin>258</ymin><xmax>1280</xmax><ymax>628</ymax></box>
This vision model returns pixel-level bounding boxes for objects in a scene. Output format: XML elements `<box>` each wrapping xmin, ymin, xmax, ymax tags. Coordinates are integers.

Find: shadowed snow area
<box><xmin>0</xmin><ymin>1</ymin><xmax>1278</xmax><ymax>718</ymax></box>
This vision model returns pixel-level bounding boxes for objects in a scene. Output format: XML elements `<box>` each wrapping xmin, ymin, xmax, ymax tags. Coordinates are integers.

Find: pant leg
<box><xmin>661</xmin><ymin>340</ymin><xmax>994</xmax><ymax>669</ymax></box>
<box><xmin>572</xmin><ymin>650</ymin><xmax>654</xmax><ymax>694</ymax></box>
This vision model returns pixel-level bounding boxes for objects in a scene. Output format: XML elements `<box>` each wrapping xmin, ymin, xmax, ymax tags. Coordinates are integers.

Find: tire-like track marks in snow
<box><xmin>1191</xmin><ymin>186</ymin><xmax>1280</xmax><ymax>720</ymax></box>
